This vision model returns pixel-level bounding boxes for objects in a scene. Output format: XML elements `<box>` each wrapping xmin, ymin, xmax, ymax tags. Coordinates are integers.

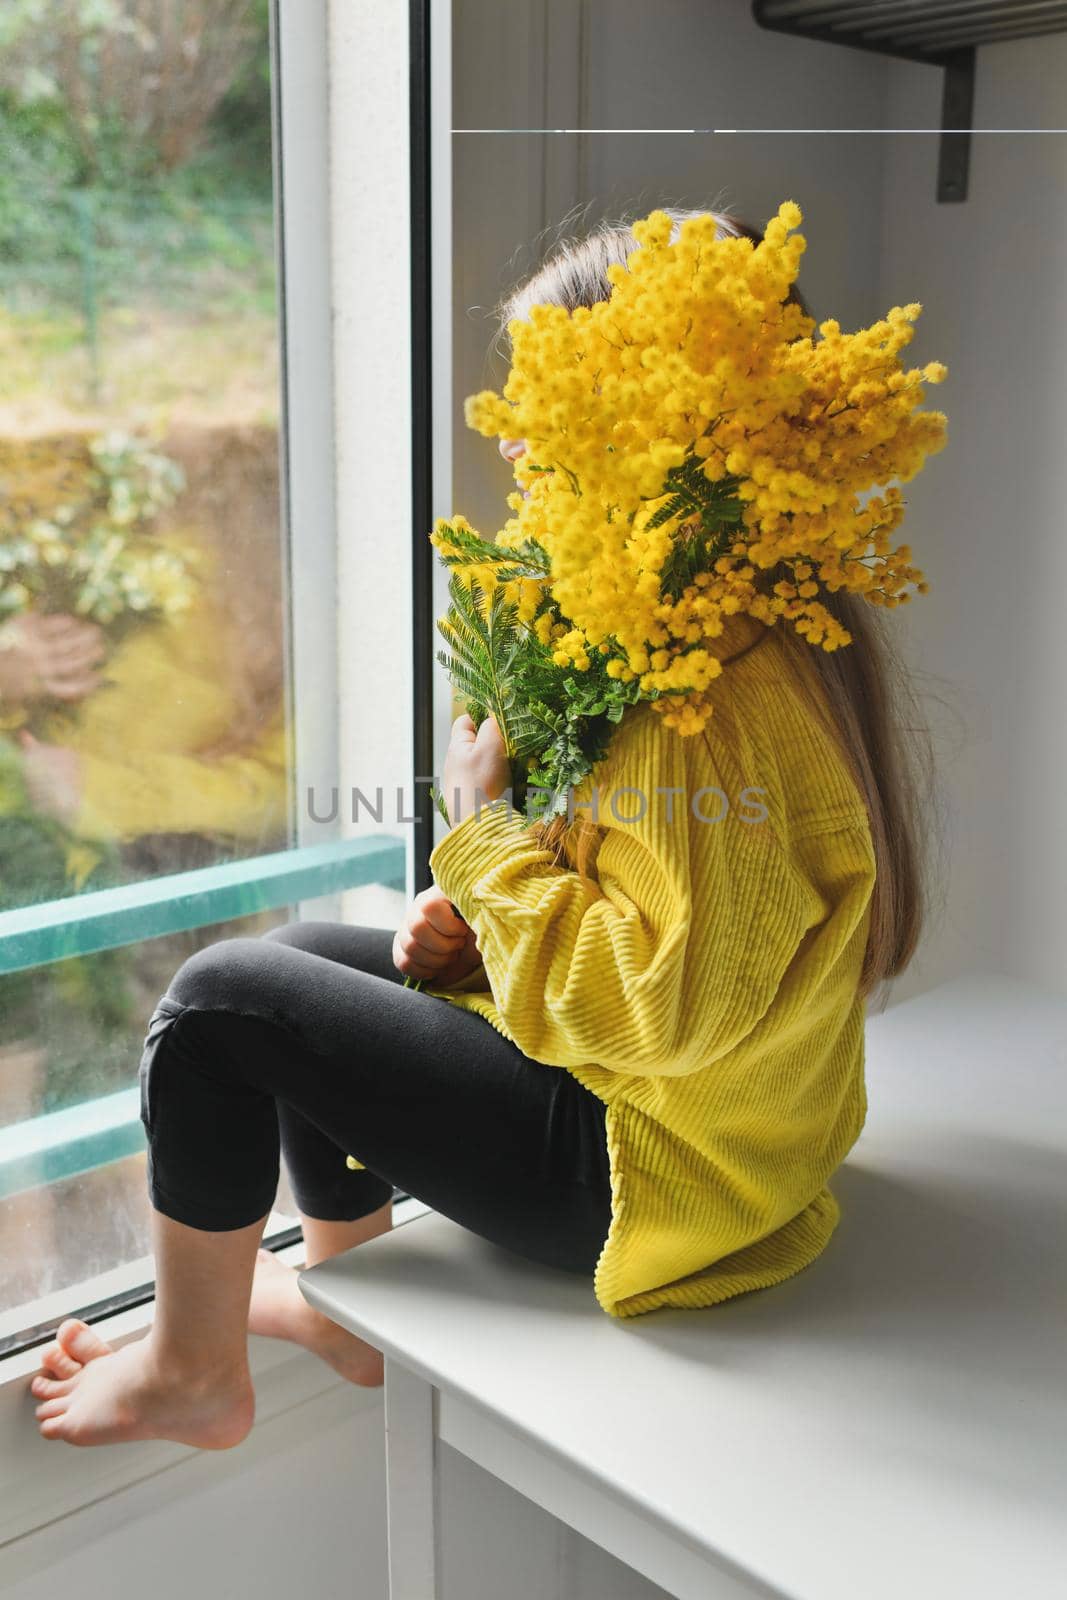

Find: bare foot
<box><xmin>249</xmin><ymin>1246</ymin><xmax>384</xmax><ymax>1387</ymax></box>
<box><xmin>29</xmin><ymin>1320</ymin><xmax>255</xmax><ymax>1449</ymax></box>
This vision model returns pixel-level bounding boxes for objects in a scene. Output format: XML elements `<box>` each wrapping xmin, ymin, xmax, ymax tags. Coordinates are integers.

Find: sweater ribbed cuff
<box><xmin>428</xmin><ymin>800</ymin><xmax>540</xmax><ymax>925</ymax></box>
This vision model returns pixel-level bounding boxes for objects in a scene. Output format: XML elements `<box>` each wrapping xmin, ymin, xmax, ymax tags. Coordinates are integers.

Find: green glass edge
<box><xmin>0</xmin><ymin>835</ymin><xmax>408</xmax><ymax>1199</ymax></box>
<box><xmin>0</xmin><ymin>835</ymin><xmax>407</xmax><ymax>975</ymax></box>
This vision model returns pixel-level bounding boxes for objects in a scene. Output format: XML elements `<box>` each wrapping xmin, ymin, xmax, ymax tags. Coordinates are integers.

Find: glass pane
<box><xmin>0</xmin><ymin>908</ymin><xmax>305</xmax><ymax>1329</ymax></box>
<box><xmin>0</xmin><ymin>5</ymin><xmax>290</xmax><ymax>1337</ymax></box>
<box><xmin>0</xmin><ymin>1</ymin><xmax>288</xmax><ymax>908</ymax></box>
<box><xmin>0</xmin><ymin>5</ymin><xmax>407</xmax><ymax>1344</ymax></box>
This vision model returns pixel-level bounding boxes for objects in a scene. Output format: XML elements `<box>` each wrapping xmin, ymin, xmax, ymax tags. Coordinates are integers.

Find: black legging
<box><xmin>137</xmin><ymin>921</ymin><xmax>614</xmax><ymax>1276</ymax></box>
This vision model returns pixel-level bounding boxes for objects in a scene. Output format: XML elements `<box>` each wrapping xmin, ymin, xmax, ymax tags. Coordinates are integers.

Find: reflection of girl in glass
<box><xmin>30</xmin><ymin>208</ymin><xmax>938</xmax><ymax>1452</ymax></box>
<box><xmin>0</xmin><ymin>610</ymin><xmax>131</xmax><ymax>1102</ymax></box>
<box><xmin>0</xmin><ymin>430</ymin><xmax>289</xmax><ymax>872</ymax></box>
<box><xmin>6</xmin><ymin>540</ymin><xmax>289</xmax><ymax>869</ymax></box>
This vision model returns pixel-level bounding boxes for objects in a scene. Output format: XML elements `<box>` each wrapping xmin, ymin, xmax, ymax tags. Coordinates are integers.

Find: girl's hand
<box><xmin>0</xmin><ymin>613</ymin><xmax>106</xmax><ymax>703</ymax></box>
<box><xmin>17</xmin><ymin>730</ymin><xmax>83</xmax><ymax>826</ymax></box>
<box><xmin>441</xmin><ymin>712</ymin><xmax>511</xmax><ymax>827</ymax></box>
<box><xmin>392</xmin><ymin>884</ymin><xmax>482</xmax><ymax>985</ymax></box>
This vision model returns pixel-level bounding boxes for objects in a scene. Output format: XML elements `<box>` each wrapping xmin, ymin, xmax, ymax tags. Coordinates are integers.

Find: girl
<box><xmin>29</xmin><ymin>206</ymin><xmax>935</xmax><ymax>1450</ymax></box>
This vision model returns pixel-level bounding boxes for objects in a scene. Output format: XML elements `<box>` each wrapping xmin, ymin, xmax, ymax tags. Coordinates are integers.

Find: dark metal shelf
<box><xmin>752</xmin><ymin>2</ymin><xmax>1067</xmax><ymax>200</ymax></box>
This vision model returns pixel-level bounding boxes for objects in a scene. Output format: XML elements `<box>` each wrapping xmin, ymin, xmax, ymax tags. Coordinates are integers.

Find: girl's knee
<box><xmin>167</xmin><ymin>937</ymin><xmax>276</xmax><ymax>1012</ymax></box>
<box><xmin>261</xmin><ymin>920</ymin><xmax>333</xmax><ymax>953</ymax></box>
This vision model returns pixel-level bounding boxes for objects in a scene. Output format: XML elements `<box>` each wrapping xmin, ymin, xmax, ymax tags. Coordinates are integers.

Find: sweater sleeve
<box><xmin>428</xmin><ymin>703</ymin><xmax>828</xmax><ymax>1078</ymax></box>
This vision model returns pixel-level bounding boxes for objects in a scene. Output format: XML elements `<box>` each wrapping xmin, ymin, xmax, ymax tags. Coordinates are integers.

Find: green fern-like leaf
<box><xmin>433</xmin><ymin>533</ymin><xmax>663</xmax><ymax>822</ymax></box>
<box><xmin>436</xmin><ymin>573</ymin><xmax>531</xmax><ymax>758</ymax></box>
<box><xmin>644</xmin><ymin>492</ymin><xmax>692</xmax><ymax>532</ymax></box>
<box><xmin>433</xmin><ymin>522</ymin><xmax>509</xmax><ymax>566</ymax></box>
<box><xmin>639</xmin><ymin>457</ymin><xmax>752</xmax><ymax>599</ymax></box>
<box><xmin>434</xmin><ymin>523</ymin><xmax>552</xmax><ymax>583</ymax></box>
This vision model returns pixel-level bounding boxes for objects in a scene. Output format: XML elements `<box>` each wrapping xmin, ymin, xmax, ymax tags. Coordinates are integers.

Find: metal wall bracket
<box><xmin>752</xmin><ymin>1</ymin><xmax>1067</xmax><ymax>204</ymax></box>
<box><xmin>937</xmin><ymin>47</ymin><xmax>976</xmax><ymax>202</ymax></box>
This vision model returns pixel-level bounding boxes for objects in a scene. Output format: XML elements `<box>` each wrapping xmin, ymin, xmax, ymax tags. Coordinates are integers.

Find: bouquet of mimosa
<box><xmin>430</xmin><ymin>199</ymin><xmax>947</xmax><ymax>824</ymax></box>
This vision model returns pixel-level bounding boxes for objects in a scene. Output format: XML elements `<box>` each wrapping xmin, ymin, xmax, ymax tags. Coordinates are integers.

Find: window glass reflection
<box><xmin>0</xmin><ymin>1</ymin><xmax>297</xmax><ymax>1321</ymax></box>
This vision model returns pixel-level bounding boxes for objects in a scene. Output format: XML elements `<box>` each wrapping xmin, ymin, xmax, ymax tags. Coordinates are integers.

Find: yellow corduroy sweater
<box><xmin>423</xmin><ymin>609</ymin><xmax>877</xmax><ymax>1321</ymax></box>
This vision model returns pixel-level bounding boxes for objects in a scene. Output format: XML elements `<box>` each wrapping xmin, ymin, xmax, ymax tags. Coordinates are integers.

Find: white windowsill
<box><xmin>0</xmin><ymin>1195</ymin><xmax>430</xmax><ymax>1552</ymax></box>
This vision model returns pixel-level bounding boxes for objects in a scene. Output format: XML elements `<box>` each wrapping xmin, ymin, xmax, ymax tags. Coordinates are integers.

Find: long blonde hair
<box><xmin>491</xmin><ymin>203</ymin><xmax>942</xmax><ymax>1005</ymax></box>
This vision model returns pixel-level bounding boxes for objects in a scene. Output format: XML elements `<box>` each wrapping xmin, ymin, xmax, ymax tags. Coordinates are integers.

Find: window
<box><xmin>0</xmin><ymin>1</ymin><xmax>409</xmax><ymax>1356</ymax></box>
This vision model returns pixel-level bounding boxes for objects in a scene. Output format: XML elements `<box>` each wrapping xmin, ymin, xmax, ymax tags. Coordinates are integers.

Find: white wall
<box><xmin>879</xmin><ymin>38</ymin><xmax>1067</xmax><ymax>997</ymax></box>
<box><xmin>2</xmin><ymin>1381</ymin><xmax>389</xmax><ymax>1600</ymax></box>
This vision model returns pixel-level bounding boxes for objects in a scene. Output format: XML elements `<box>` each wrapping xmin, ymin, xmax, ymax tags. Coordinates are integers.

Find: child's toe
<box><xmin>35</xmin><ymin>1396</ymin><xmax>71</xmax><ymax>1420</ymax></box>
<box><xmin>56</xmin><ymin>1319</ymin><xmax>112</xmax><ymax>1364</ymax></box>
<box><xmin>31</xmin><ymin>1374</ymin><xmax>75</xmax><ymax>1399</ymax></box>
<box><xmin>40</xmin><ymin>1341</ymin><xmax>80</xmax><ymax>1378</ymax></box>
